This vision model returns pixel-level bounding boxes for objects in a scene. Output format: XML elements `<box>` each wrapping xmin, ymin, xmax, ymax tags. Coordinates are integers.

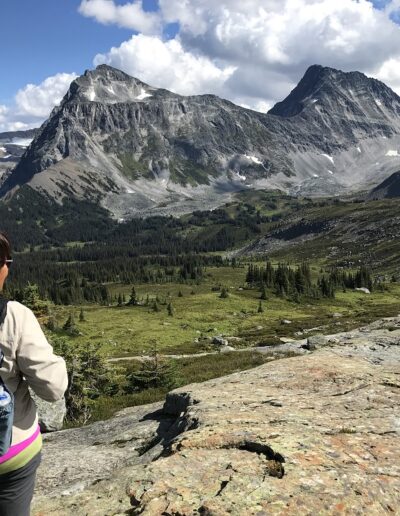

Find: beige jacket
<box><xmin>0</xmin><ymin>301</ymin><xmax>68</xmax><ymax>445</ymax></box>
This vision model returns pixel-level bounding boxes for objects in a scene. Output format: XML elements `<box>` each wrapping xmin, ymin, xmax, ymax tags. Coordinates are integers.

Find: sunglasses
<box><xmin>5</xmin><ymin>259</ymin><xmax>12</xmax><ymax>269</ymax></box>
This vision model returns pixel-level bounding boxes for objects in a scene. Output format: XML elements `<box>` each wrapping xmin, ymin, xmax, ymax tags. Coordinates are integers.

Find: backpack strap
<box><xmin>0</xmin><ymin>297</ymin><xmax>7</xmax><ymax>326</ymax></box>
<box><xmin>0</xmin><ymin>297</ymin><xmax>8</xmax><ymax>370</ymax></box>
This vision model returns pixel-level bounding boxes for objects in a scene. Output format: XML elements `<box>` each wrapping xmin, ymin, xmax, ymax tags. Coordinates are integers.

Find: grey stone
<box><xmin>212</xmin><ymin>336</ymin><xmax>229</xmax><ymax>346</ymax></box>
<box><xmin>306</xmin><ymin>334</ymin><xmax>330</xmax><ymax>348</ymax></box>
<box><xmin>219</xmin><ymin>346</ymin><xmax>235</xmax><ymax>353</ymax></box>
<box><xmin>355</xmin><ymin>287</ymin><xmax>371</xmax><ymax>294</ymax></box>
<box><xmin>31</xmin><ymin>391</ymin><xmax>66</xmax><ymax>432</ymax></box>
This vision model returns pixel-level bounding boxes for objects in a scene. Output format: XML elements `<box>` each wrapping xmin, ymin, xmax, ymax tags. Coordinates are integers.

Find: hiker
<box><xmin>0</xmin><ymin>231</ymin><xmax>68</xmax><ymax>516</ymax></box>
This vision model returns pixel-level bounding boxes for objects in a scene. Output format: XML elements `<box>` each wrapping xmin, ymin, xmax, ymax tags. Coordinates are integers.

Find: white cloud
<box><xmin>94</xmin><ymin>34</ymin><xmax>235</xmax><ymax>96</ymax></box>
<box><xmin>79</xmin><ymin>0</ymin><xmax>161</xmax><ymax>34</ymax></box>
<box><xmin>86</xmin><ymin>0</ymin><xmax>400</xmax><ymax>110</ymax></box>
<box><xmin>374</xmin><ymin>57</ymin><xmax>400</xmax><ymax>94</ymax></box>
<box><xmin>0</xmin><ymin>105</ymin><xmax>8</xmax><ymax>124</ymax></box>
<box><xmin>160</xmin><ymin>0</ymin><xmax>400</xmax><ymax>73</ymax></box>
<box><xmin>0</xmin><ymin>73</ymin><xmax>77</xmax><ymax>133</ymax></box>
<box><xmin>15</xmin><ymin>73</ymin><xmax>77</xmax><ymax>118</ymax></box>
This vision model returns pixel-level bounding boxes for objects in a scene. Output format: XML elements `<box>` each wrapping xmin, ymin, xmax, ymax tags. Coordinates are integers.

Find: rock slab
<box><xmin>33</xmin><ymin>317</ymin><xmax>400</xmax><ymax>515</ymax></box>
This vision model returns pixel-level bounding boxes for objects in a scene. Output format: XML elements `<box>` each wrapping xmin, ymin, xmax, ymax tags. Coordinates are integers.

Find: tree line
<box><xmin>246</xmin><ymin>262</ymin><xmax>374</xmax><ymax>300</ymax></box>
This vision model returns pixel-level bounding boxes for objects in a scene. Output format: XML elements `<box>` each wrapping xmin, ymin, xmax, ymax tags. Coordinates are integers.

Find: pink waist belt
<box><xmin>0</xmin><ymin>425</ymin><xmax>41</xmax><ymax>464</ymax></box>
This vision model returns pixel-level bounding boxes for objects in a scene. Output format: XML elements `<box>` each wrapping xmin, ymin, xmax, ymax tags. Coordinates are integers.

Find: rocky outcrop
<box><xmin>32</xmin><ymin>316</ymin><xmax>400</xmax><ymax>515</ymax></box>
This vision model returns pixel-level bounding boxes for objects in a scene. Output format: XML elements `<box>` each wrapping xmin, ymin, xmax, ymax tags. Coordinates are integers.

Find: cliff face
<box><xmin>32</xmin><ymin>316</ymin><xmax>400</xmax><ymax>515</ymax></box>
<box><xmin>4</xmin><ymin>65</ymin><xmax>400</xmax><ymax>217</ymax></box>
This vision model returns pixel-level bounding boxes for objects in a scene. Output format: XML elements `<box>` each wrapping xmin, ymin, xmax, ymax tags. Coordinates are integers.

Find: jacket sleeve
<box><xmin>16</xmin><ymin>305</ymin><xmax>68</xmax><ymax>402</ymax></box>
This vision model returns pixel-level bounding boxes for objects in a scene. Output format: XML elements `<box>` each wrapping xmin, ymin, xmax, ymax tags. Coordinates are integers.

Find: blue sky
<box><xmin>1</xmin><ymin>0</ymin><xmax>400</xmax><ymax>131</ymax></box>
<box><xmin>0</xmin><ymin>0</ymin><xmax>166</xmax><ymax>104</ymax></box>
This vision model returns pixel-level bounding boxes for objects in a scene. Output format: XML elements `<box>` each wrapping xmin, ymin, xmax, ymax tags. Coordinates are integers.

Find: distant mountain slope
<box><xmin>367</xmin><ymin>171</ymin><xmax>400</xmax><ymax>199</ymax></box>
<box><xmin>2</xmin><ymin>64</ymin><xmax>400</xmax><ymax>217</ymax></box>
<box><xmin>0</xmin><ymin>129</ymin><xmax>37</xmax><ymax>184</ymax></box>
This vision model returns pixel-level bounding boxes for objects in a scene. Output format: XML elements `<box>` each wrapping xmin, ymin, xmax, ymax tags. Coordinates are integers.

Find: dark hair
<box><xmin>0</xmin><ymin>232</ymin><xmax>11</xmax><ymax>266</ymax></box>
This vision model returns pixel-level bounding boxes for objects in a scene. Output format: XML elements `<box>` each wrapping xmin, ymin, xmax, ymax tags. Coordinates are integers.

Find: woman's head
<box><xmin>0</xmin><ymin>231</ymin><xmax>11</xmax><ymax>290</ymax></box>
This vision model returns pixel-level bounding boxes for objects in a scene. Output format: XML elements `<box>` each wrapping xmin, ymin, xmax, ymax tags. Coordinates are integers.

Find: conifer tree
<box><xmin>219</xmin><ymin>287</ymin><xmax>229</xmax><ymax>298</ymax></box>
<box><xmin>258</xmin><ymin>301</ymin><xmax>264</xmax><ymax>313</ymax></box>
<box><xmin>125</xmin><ymin>344</ymin><xmax>180</xmax><ymax>392</ymax></box>
<box><xmin>79</xmin><ymin>308</ymin><xmax>85</xmax><ymax>322</ymax></box>
<box><xmin>127</xmin><ymin>286</ymin><xmax>137</xmax><ymax>306</ymax></box>
<box><xmin>63</xmin><ymin>313</ymin><xmax>75</xmax><ymax>331</ymax></box>
<box><xmin>167</xmin><ymin>302</ymin><xmax>174</xmax><ymax>316</ymax></box>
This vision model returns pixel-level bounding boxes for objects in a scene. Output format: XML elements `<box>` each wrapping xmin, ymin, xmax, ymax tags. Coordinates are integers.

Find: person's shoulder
<box><xmin>6</xmin><ymin>301</ymin><xmax>35</xmax><ymax>319</ymax></box>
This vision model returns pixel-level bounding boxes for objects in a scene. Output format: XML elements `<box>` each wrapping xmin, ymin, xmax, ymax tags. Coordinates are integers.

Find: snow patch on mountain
<box><xmin>321</xmin><ymin>154</ymin><xmax>334</xmax><ymax>164</ymax></box>
<box><xmin>386</xmin><ymin>150</ymin><xmax>399</xmax><ymax>157</ymax></box>
<box><xmin>136</xmin><ymin>88</ymin><xmax>152</xmax><ymax>100</ymax></box>
<box><xmin>244</xmin><ymin>155</ymin><xmax>262</xmax><ymax>165</ymax></box>
<box><xmin>87</xmin><ymin>88</ymin><xmax>96</xmax><ymax>102</ymax></box>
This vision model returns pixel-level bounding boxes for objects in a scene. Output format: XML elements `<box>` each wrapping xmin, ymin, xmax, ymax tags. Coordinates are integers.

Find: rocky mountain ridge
<box><xmin>3</xmin><ymin>65</ymin><xmax>400</xmax><ymax>217</ymax></box>
<box><xmin>32</xmin><ymin>316</ymin><xmax>400</xmax><ymax>515</ymax></box>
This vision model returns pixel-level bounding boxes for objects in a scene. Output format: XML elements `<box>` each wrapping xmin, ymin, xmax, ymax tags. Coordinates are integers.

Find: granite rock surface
<box><xmin>33</xmin><ymin>317</ymin><xmax>400</xmax><ymax>515</ymax></box>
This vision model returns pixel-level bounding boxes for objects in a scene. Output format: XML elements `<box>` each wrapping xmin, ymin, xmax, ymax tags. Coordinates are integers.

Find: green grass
<box><xmin>86</xmin><ymin>350</ymin><xmax>272</xmax><ymax>423</ymax></box>
<box><xmin>118</xmin><ymin>154</ymin><xmax>152</xmax><ymax>180</ymax></box>
<box><xmin>50</xmin><ymin>266</ymin><xmax>400</xmax><ymax>359</ymax></box>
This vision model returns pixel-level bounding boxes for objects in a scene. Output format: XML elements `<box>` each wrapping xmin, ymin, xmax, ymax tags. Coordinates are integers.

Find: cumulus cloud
<box><xmin>160</xmin><ymin>0</ymin><xmax>400</xmax><ymax>76</ymax></box>
<box><xmin>79</xmin><ymin>0</ymin><xmax>161</xmax><ymax>34</ymax></box>
<box><xmin>374</xmin><ymin>57</ymin><xmax>400</xmax><ymax>94</ymax></box>
<box><xmin>0</xmin><ymin>105</ymin><xmax>8</xmax><ymax>123</ymax></box>
<box><xmin>15</xmin><ymin>73</ymin><xmax>78</xmax><ymax>118</ymax></box>
<box><xmin>94</xmin><ymin>34</ymin><xmax>235</xmax><ymax>96</ymax></box>
<box><xmin>0</xmin><ymin>73</ymin><xmax>77</xmax><ymax>132</ymax></box>
<box><xmin>86</xmin><ymin>0</ymin><xmax>400</xmax><ymax>110</ymax></box>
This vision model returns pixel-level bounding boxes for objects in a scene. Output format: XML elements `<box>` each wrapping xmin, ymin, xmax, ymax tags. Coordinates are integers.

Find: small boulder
<box><xmin>302</xmin><ymin>335</ymin><xmax>329</xmax><ymax>351</ymax></box>
<box><xmin>281</xmin><ymin>319</ymin><xmax>292</xmax><ymax>325</ymax></box>
<box><xmin>355</xmin><ymin>287</ymin><xmax>370</xmax><ymax>294</ymax></box>
<box><xmin>213</xmin><ymin>336</ymin><xmax>229</xmax><ymax>346</ymax></box>
<box><xmin>32</xmin><ymin>391</ymin><xmax>66</xmax><ymax>432</ymax></box>
<box><xmin>219</xmin><ymin>346</ymin><xmax>235</xmax><ymax>353</ymax></box>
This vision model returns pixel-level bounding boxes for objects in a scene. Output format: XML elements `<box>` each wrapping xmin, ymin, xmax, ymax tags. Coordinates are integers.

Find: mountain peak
<box><xmin>85</xmin><ymin>64</ymin><xmax>136</xmax><ymax>81</ymax></box>
<box><xmin>268</xmin><ymin>64</ymin><xmax>396</xmax><ymax>118</ymax></box>
<box><xmin>65</xmin><ymin>65</ymin><xmax>154</xmax><ymax>105</ymax></box>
